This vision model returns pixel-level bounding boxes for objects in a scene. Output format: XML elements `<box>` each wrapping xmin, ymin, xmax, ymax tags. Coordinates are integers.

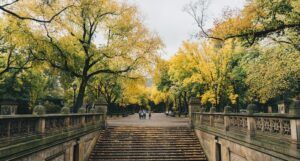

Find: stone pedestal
<box><xmin>289</xmin><ymin>97</ymin><xmax>300</xmax><ymax>148</ymax></box>
<box><xmin>189</xmin><ymin>97</ymin><xmax>201</xmax><ymax>117</ymax></box>
<box><xmin>278</xmin><ymin>102</ymin><xmax>288</xmax><ymax>114</ymax></box>
<box><xmin>94</xmin><ymin>97</ymin><xmax>108</xmax><ymax>128</ymax></box>
<box><xmin>189</xmin><ymin>97</ymin><xmax>201</xmax><ymax>128</ymax></box>
<box><xmin>267</xmin><ymin>106</ymin><xmax>273</xmax><ymax>113</ymax></box>
<box><xmin>289</xmin><ymin>97</ymin><xmax>300</xmax><ymax>116</ymax></box>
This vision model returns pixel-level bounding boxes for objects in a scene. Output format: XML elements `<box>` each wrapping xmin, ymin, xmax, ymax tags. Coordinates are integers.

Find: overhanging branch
<box><xmin>0</xmin><ymin>2</ymin><xmax>73</xmax><ymax>23</ymax></box>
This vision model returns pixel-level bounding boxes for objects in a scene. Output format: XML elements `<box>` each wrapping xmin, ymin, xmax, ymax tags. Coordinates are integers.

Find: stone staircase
<box><xmin>89</xmin><ymin>126</ymin><xmax>207</xmax><ymax>161</ymax></box>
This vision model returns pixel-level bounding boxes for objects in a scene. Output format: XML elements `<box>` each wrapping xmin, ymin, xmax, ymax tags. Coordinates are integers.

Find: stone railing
<box><xmin>192</xmin><ymin>112</ymin><xmax>297</xmax><ymax>139</ymax></box>
<box><xmin>0</xmin><ymin>113</ymin><xmax>106</xmax><ymax>146</ymax></box>
<box><xmin>190</xmin><ymin>105</ymin><xmax>300</xmax><ymax>149</ymax></box>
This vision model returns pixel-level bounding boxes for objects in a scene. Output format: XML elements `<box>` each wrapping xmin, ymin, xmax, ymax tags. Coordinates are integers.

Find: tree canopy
<box><xmin>0</xmin><ymin>0</ymin><xmax>299</xmax><ymax>114</ymax></box>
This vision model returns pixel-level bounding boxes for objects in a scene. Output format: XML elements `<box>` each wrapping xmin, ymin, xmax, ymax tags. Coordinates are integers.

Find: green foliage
<box><xmin>242</xmin><ymin>45</ymin><xmax>300</xmax><ymax>103</ymax></box>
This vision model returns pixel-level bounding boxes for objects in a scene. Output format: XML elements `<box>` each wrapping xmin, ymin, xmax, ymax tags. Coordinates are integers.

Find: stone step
<box><xmin>93</xmin><ymin>148</ymin><xmax>204</xmax><ymax>152</ymax></box>
<box><xmin>91</xmin><ymin>153</ymin><xmax>206</xmax><ymax>157</ymax></box>
<box><xmin>89</xmin><ymin>155</ymin><xmax>206</xmax><ymax>159</ymax></box>
<box><xmin>96</xmin><ymin>143</ymin><xmax>202</xmax><ymax>146</ymax></box>
<box><xmin>100</xmin><ymin>136</ymin><xmax>196</xmax><ymax>138</ymax></box>
<box><xmin>99</xmin><ymin>138</ymin><xmax>199</xmax><ymax>141</ymax></box>
<box><xmin>100</xmin><ymin>139</ymin><xmax>199</xmax><ymax>144</ymax></box>
<box><xmin>105</xmin><ymin>129</ymin><xmax>193</xmax><ymax>132</ymax></box>
<box><xmin>106</xmin><ymin>132</ymin><xmax>194</xmax><ymax>135</ymax></box>
<box><xmin>106</xmin><ymin>131</ymin><xmax>193</xmax><ymax>133</ymax></box>
<box><xmin>95</xmin><ymin>145</ymin><xmax>202</xmax><ymax>150</ymax></box>
<box><xmin>89</xmin><ymin>126</ymin><xmax>207</xmax><ymax>161</ymax></box>
<box><xmin>93</xmin><ymin>146</ymin><xmax>204</xmax><ymax>150</ymax></box>
<box><xmin>89</xmin><ymin>158</ymin><xmax>207</xmax><ymax>161</ymax></box>
<box><xmin>91</xmin><ymin>151</ymin><xmax>206</xmax><ymax>156</ymax></box>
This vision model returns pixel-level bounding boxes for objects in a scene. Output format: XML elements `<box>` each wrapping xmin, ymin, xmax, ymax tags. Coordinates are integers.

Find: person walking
<box><xmin>142</xmin><ymin>109</ymin><xmax>146</xmax><ymax>119</ymax></box>
<box><xmin>138</xmin><ymin>110</ymin><xmax>142</xmax><ymax>119</ymax></box>
<box><xmin>149</xmin><ymin>110</ymin><xmax>151</xmax><ymax>119</ymax></box>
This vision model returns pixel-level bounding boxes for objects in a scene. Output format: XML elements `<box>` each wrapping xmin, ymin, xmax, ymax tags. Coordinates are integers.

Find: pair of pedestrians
<box><xmin>139</xmin><ymin>110</ymin><xmax>151</xmax><ymax>119</ymax></box>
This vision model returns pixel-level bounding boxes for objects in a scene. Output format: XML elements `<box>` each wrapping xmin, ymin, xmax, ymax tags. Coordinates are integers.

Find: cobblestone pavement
<box><xmin>107</xmin><ymin>113</ymin><xmax>190</xmax><ymax>127</ymax></box>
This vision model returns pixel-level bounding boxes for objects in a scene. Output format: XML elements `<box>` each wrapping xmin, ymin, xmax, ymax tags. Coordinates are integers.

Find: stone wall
<box><xmin>18</xmin><ymin>131</ymin><xmax>100</xmax><ymax>161</ymax></box>
<box><xmin>0</xmin><ymin>113</ymin><xmax>106</xmax><ymax>161</ymax></box>
<box><xmin>190</xmin><ymin>97</ymin><xmax>300</xmax><ymax>161</ymax></box>
<box><xmin>195</xmin><ymin>129</ymin><xmax>297</xmax><ymax>161</ymax></box>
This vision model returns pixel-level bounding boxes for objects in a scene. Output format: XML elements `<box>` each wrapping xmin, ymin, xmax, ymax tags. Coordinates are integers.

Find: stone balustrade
<box><xmin>191</xmin><ymin>110</ymin><xmax>300</xmax><ymax>161</ymax></box>
<box><xmin>0</xmin><ymin>113</ymin><xmax>106</xmax><ymax>146</ymax></box>
<box><xmin>191</xmin><ymin>112</ymin><xmax>300</xmax><ymax>146</ymax></box>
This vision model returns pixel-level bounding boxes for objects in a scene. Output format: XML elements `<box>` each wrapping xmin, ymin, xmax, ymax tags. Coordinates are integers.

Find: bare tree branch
<box><xmin>1</xmin><ymin>0</ymin><xmax>19</xmax><ymax>8</ymax></box>
<box><xmin>185</xmin><ymin>0</ymin><xmax>300</xmax><ymax>45</ymax></box>
<box><xmin>0</xmin><ymin>1</ymin><xmax>73</xmax><ymax>23</ymax></box>
<box><xmin>0</xmin><ymin>46</ymin><xmax>33</xmax><ymax>75</ymax></box>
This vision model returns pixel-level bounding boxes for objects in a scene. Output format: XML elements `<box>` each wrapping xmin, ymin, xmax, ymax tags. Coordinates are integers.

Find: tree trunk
<box><xmin>183</xmin><ymin>91</ymin><xmax>188</xmax><ymax>113</ymax></box>
<box><xmin>178</xmin><ymin>95</ymin><xmax>182</xmax><ymax>116</ymax></box>
<box><xmin>74</xmin><ymin>78</ymin><xmax>88</xmax><ymax>112</ymax></box>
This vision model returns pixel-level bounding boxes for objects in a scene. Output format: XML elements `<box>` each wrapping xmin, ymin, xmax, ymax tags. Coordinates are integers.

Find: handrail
<box><xmin>191</xmin><ymin>111</ymin><xmax>300</xmax><ymax>147</ymax></box>
<box><xmin>0</xmin><ymin>113</ymin><xmax>106</xmax><ymax>145</ymax></box>
<box><xmin>192</xmin><ymin>112</ymin><xmax>299</xmax><ymax>118</ymax></box>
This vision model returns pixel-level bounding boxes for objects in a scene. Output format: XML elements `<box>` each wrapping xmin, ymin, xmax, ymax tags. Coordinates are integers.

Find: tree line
<box><xmin>153</xmin><ymin>0</ymin><xmax>300</xmax><ymax>113</ymax></box>
<box><xmin>0</xmin><ymin>0</ymin><xmax>162</xmax><ymax>113</ymax></box>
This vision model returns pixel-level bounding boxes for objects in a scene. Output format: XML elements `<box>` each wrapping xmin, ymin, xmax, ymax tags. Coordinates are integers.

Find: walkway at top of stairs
<box><xmin>107</xmin><ymin>113</ymin><xmax>190</xmax><ymax>127</ymax></box>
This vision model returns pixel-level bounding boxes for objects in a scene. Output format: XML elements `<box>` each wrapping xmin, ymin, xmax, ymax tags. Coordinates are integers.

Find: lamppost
<box><xmin>72</xmin><ymin>84</ymin><xmax>77</xmax><ymax>113</ymax></box>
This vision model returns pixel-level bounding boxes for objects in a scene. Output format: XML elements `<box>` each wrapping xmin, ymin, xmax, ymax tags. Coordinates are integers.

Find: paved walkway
<box><xmin>107</xmin><ymin>113</ymin><xmax>190</xmax><ymax>127</ymax></box>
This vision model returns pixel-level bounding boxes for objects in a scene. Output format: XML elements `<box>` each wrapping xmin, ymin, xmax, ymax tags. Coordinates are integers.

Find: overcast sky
<box><xmin>120</xmin><ymin>0</ymin><xmax>246</xmax><ymax>59</ymax></box>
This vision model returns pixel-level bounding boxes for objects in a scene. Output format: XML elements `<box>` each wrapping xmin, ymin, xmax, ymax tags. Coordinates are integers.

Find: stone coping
<box><xmin>0</xmin><ymin>113</ymin><xmax>105</xmax><ymax>119</ymax></box>
<box><xmin>193</xmin><ymin>112</ymin><xmax>300</xmax><ymax>119</ymax></box>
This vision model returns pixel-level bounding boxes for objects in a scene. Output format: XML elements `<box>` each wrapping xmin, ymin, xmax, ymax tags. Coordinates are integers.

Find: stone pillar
<box><xmin>73</xmin><ymin>139</ymin><xmax>85</xmax><ymax>161</ymax></box>
<box><xmin>78</xmin><ymin>107</ymin><xmax>87</xmax><ymax>127</ymax></box>
<box><xmin>224</xmin><ymin>106</ymin><xmax>232</xmax><ymax>131</ymax></box>
<box><xmin>267</xmin><ymin>106</ymin><xmax>273</xmax><ymax>113</ymax></box>
<box><xmin>65</xmin><ymin>116</ymin><xmax>71</xmax><ymax>128</ymax></box>
<box><xmin>289</xmin><ymin>97</ymin><xmax>300</xmax><ymax>116</ymax></box>
<box><xmin>189</xmin><ymin>97</ymin><xmax>201</xmax><ymax>118</ymax></box>
<box><xmin>33</xmin><ymin>104</ymin><xmax>46</xmax><ymax>134</ymax></box>
<box><xmin>95</xmin><ymin>97</ymin><xmax>108</xmax><ymax>129</ymax></box>
<box><xmin>289</xmin><ymin>97</ymin><xmax>300</xmax><ymax>148</ymax></box>
<box><xmin>80</xmin><ymin>116</ymin><xmax>86</xmax><ymax>127</ymax></box>
<box><xmin>246</xmin><ymin>104</ymin><xmax>256</xmax><ymax>139</ymax></box>
<box><xmin>189</xmin><ymin>97</ymin><xmax>201</xmax><ymax>129</ymax></box>
<box><xmin>65</xmin><ymin>142</ymin><xmax>75</xmax><ymax>161</ymax></box>
<box><xmin>278</xmin><ymin>101</ymin><xmax>288</xmax><ymax>114</ymax></box>
<box><xmin>37</xmin><ymin>118</ymin><xmax>46</xmax><ymax>134</ymax></box>
<box><xmin>200</xmin><ymin>108</ymin><xmax>205</xmax><ymax>123</ymax></box>
<box><xmin>210</xmin><ymin>107</ymin><xmax>216</xmax><ymax>127</ymax></box>
<box><xmin>78</xmin><ymin>140</ymin><xmax>85</xmax><ymax>161</ymax></box>
<box><xmin>61</xmin><ymin>107</ymin><xmax>71</xmax><ymax>128</ymax></box>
